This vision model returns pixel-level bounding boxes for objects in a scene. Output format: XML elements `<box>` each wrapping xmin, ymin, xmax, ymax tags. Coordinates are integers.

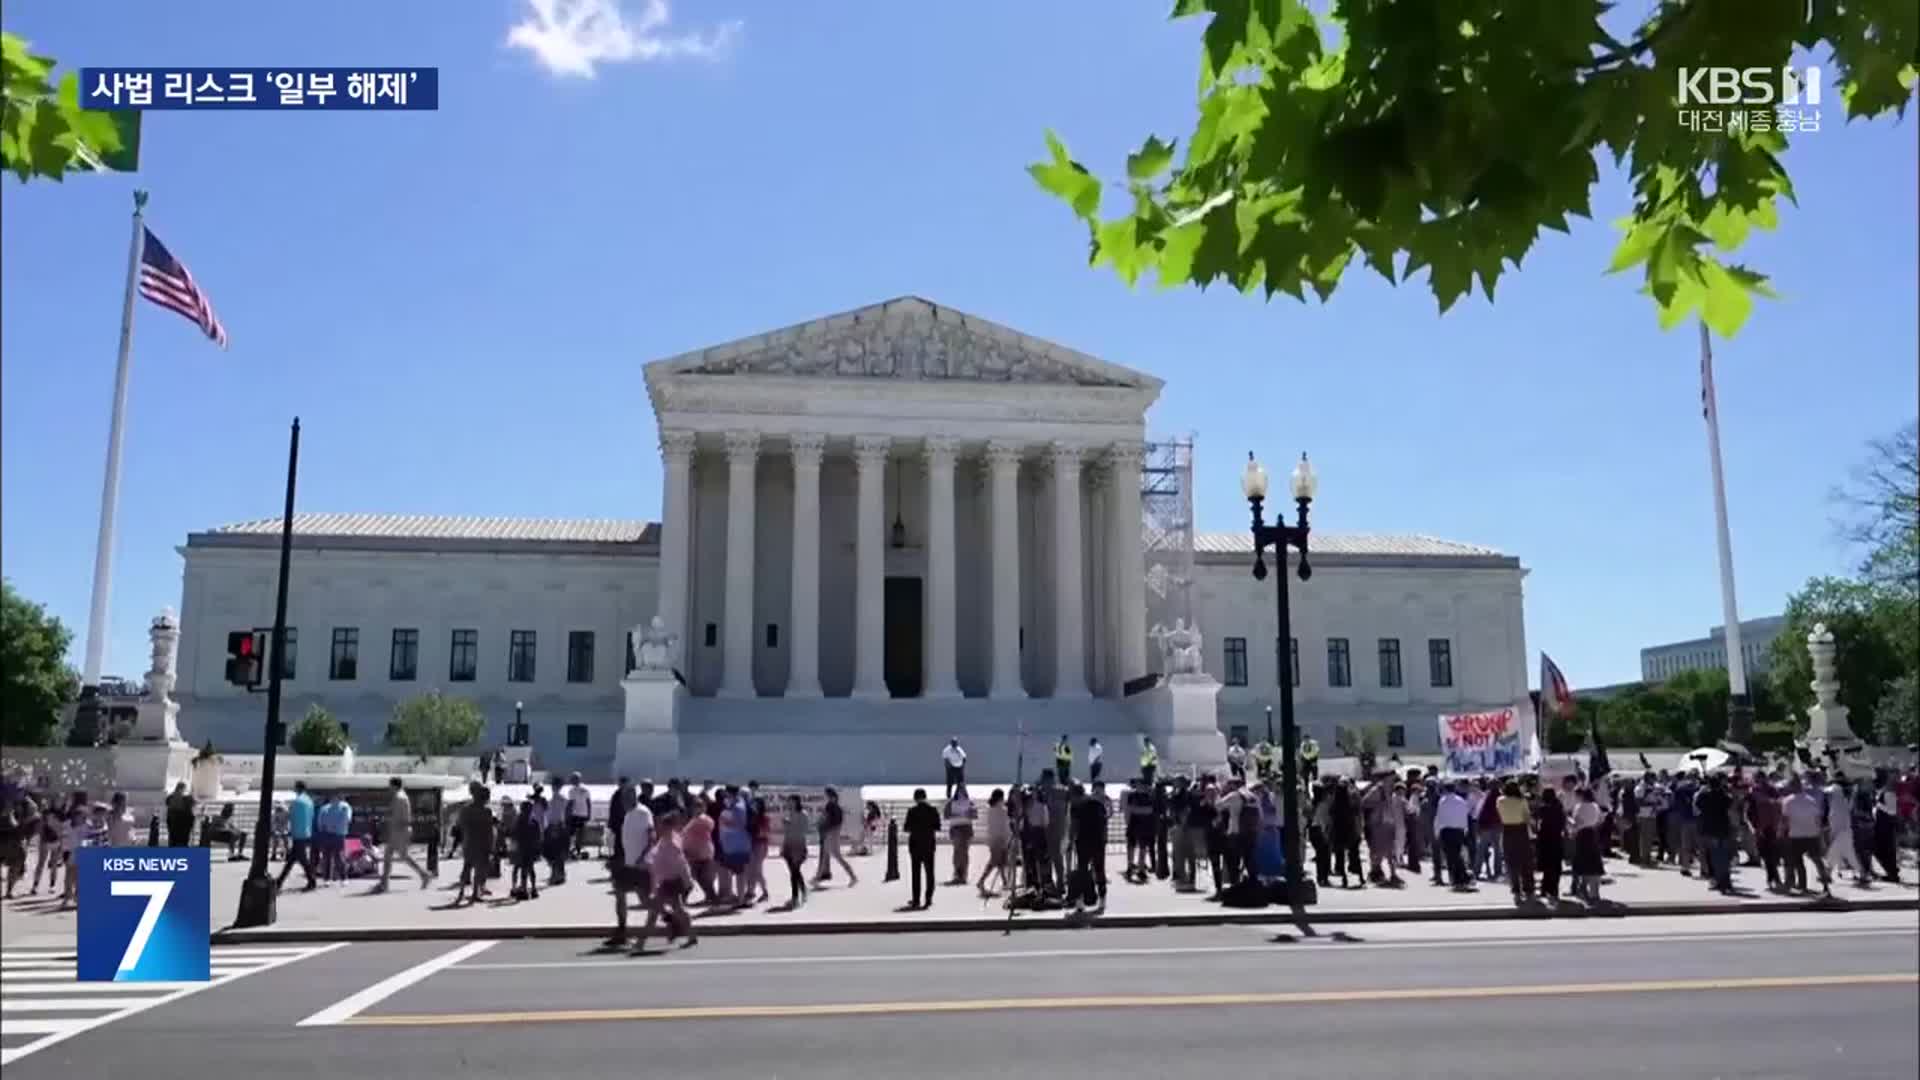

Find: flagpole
<box><xmin>76</xmin><ymin>191</ymin><xmax>149</xmax><ymax>733</ymax></box>
<box><xmin>1699</xmin><ymin>320</ymin><xmax>1753</xmax><ymax>747</ymax></box>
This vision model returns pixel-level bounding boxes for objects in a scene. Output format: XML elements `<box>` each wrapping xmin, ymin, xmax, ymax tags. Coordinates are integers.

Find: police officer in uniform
<box><xmin>1299</xmin><ymin>733</ymin><xmax>1321</xmax><ymax>782</ymax></box>
<box><xmin>1252</xmin><ymin>739</ymin><xmax>1277</xmax><ymax>785</ymax></box>
<box><xmin>1139</xmin><ymin>738</ymin><xmax>1160</xmax><ymax>787</ymax></box>
<box><xmin>1054</xmin><ymin>736</ymin><xmax>1074</xmax><ymax>784</ymax></box>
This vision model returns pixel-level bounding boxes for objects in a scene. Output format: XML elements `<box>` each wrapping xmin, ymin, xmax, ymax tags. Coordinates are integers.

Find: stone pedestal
<box><xmin>1140</xmin><ymin>673</ymin><xmax>1227</xmax><ymax>769</ymax></box>
<box><xmin>111</xmin><ymin>608</ymin><xmax>195</xmax><ymax>797</ymax></box>
<box><xmin>112</xmin><ymin>742</ymin><xmax>195</xmax><ymax>799</ymax></box>
<box><xmin>614</xmin><ymin>669</ymin><xmax>683</xmax><ymax>780</ymax></box>
<box><xmin>1801</xmin><ymin>622</ymin><xmax>1870</xmax><ymax>777</ymax></box>
<box><xmin>189</xmin><ymin>755</ymin><xmax>223</xmax><ymax>800</ymax></box>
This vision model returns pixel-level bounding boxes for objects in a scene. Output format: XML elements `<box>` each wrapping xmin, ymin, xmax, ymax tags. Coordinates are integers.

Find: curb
<box><xmin>209</xmin><ymin>895</ymin><xmax>1920</xmax><ymax>946</ymax></box>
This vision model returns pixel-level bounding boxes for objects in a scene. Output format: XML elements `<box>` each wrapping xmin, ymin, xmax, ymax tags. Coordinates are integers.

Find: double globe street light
<box><xmin>1242</xmin><ymin>450</ymin><xmax>1317</xmax><ymax>907</ymax></box>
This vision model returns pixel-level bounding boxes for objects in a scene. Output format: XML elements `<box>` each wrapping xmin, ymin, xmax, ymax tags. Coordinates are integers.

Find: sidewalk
<box><xmin>6</xmin><ymin>849</ymin><xmax>1912</xmax><ymax>950</ymax></box>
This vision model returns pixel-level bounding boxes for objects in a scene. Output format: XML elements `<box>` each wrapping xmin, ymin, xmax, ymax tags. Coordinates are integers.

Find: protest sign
<box><xmin>1438</xmin><ymin>707</ymin><xmax>1527</xmax><ymax>776</ymax></box>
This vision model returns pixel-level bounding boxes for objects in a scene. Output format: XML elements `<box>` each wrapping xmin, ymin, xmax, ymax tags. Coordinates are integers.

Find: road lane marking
<box><xmin>296</xmin><ymin>941</ymin><xmax>496</xmax><ymax>1028</ymax></box>
<box><xmin>342</xmin><ymin>972</ymin><xmax>1919</xmax><ymax>1027</ymax></box>
<box><xmin>452</xmin><ymin>927</ymin><xmax>1918</xmax><ymax>973</ymax></box>
<box><xmin>0</xmin><ymin>942</ymin><xmax>345</xmax><ymax>1066</ymax></box>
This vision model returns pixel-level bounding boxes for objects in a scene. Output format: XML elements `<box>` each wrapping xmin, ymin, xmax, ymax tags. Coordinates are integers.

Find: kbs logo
<box><xmin>76</xmin><ymin>848</ymin><xmax>210</xmax><ymax>982</ymax></box>
<box><xmin>1677</xmin><ymin>67</ymin><xmax>1822</xmax><ymax>107</ymax></box>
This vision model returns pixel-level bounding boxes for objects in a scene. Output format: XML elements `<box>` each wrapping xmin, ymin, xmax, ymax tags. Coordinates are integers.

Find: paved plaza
<box><xmin>5</xmin><ymin>845</ymin><xmax>1912</xmax><ymax>950</ymax></box>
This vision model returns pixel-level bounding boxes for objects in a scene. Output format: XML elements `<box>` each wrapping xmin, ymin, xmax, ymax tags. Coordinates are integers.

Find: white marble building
<box><xmin>171</xmin><ymin>297</ymin><xmax>1528</xmax><ymax>781</ymax></box>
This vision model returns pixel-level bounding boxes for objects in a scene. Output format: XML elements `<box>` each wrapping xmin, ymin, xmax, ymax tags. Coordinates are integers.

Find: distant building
<box><xmin>1572</xmin><ymin>680</ymin><xmax>1644</xmax><ymax>702</ymax></box>
<box><xmin>1640</xmin><ymin>615</ymin><xmax>1787</xmax><ymax>684</ymax></box>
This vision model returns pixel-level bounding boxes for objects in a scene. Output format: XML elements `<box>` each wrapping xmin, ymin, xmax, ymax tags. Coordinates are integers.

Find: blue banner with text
<box><xmin>78</xmin><ymin>68</ymin><xmax>438</xmax><ymax>110</ymax></box>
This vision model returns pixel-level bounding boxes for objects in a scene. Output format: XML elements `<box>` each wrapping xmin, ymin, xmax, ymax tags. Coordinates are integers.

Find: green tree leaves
<box><xmin>388</xmin><ymin>691</ymin><xmax>484</xmax><ymax>763</ymax></box>
<box><xmin>289</xmin><ymin>704</ymin><xmax>350</xmax><ymax>756</ymax></box>
<box><xmin>0</xmin><ymin>579</ymin><xmax>77</xmax><ymax>746</ymax></box>
<box><xmin>1</xmin><ymin>31</ymin><xmax>137</xmax><ymax>182</ymax></box>
<box><xmin>1031</xmin><ymin>0</ymin><xmax>1917</xmax><ymax>336</ymax></box>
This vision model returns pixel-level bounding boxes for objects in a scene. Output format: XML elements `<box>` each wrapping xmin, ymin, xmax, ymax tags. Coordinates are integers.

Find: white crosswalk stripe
<box><xmin>0</xmin><ymin>943</ymin><xmax>344</xmax><ymax>1066</ymax></box>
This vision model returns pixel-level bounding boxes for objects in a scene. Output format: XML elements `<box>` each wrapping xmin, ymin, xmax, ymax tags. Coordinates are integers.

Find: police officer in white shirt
<box><xmin>942</xmin><ymin>738</ymin><xmax>967</xmax><ymax>799</ymax></box>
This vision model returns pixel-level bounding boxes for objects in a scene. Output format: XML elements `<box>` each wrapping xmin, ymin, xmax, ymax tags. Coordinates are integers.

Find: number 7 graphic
<box><xmin>110</xmin><ymin>880</ymin><xmax>174</xmax><ymax>975</ymax></box>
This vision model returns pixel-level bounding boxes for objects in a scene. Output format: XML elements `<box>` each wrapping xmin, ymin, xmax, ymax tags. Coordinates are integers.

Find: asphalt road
<box><xmin>5</xmin><ymin>912</ymin><xmax>1915</xmax><ymax>1078</ymax></box>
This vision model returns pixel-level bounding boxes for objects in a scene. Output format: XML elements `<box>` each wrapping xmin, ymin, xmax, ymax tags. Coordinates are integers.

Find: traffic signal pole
<box><xmin>234</xmin><ymin>418</ymin><xmax>299</xmax><ymax>929</ymax></box>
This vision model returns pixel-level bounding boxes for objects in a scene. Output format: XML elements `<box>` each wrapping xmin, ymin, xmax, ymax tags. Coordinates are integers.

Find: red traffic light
<box><xmin>238</xmin><ymin>635</ymin><xmax>255</xmax><ymax>657</ymax></box>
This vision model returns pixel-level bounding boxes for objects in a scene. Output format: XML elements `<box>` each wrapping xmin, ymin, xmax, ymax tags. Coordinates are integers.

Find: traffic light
<box><xmin>225</xmin><ymin>631</ymin><xmax>260</xmax><ymax>687</ymax></box>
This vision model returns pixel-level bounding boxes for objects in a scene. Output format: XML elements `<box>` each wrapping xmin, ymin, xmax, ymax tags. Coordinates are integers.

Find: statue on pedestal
<box><xmin>1151</xmin><ymin>618</ymin><xmax>1206</xmax><ymax>677</ymax></box>
<box><xmin>1802</xmin><ymin>622</ymin><xmax>1868</xmax><ymax>777</ymax></box>
<box><xmin>145</xmin><ymin>607</ymin><xmax>180</xmax><ymax>703</ymax></box>
<box><xmin>632</xmin><ymin>615</ymin><xmax>679</xmax><ymax>674</ymax></box>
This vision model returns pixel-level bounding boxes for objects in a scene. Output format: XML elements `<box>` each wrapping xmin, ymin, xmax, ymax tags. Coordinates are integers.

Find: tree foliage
<box><xmin>1550</xmin><ymin>668</ymin><xmax>1786</xmax><ymax>752</ymax></box>
<box><xmin>1030</xmin><ymin>0</ymin><xmax>1917</xmax><ymax>335</ymax></box>
<box><xmin>388</xmin><ymin>692</ymin><xmax>484</xmax><ymax>762</ymax></box>
<box><xmin>1</xmin><ymin>32</ymin><xmax>133</xmax><ymax>181</ymax></box>
<box><xmin>0</xmin><ymin>579</ymin><xmax>78</xmax><ymax>746</ymax></box>
<box><xmin>289</xmin><ymin>703</ymin><xmax>350</xmax><ymax>756</ymax></box>
<box><xmin>1831</xmin><ymin>419</ymin><xmax>1919</xmax><ymax>602</ymax></box>
<box><xmin>1873</xmin><ymin>672</ymin><xmax>1918</xmax><ymax>747</ymax></box>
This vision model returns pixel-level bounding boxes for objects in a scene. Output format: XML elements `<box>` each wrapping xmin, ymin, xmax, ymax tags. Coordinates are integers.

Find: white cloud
<box><xmin>506</xmin><ymin>0</ymin><xmax>742</xmax><ymax>78</ymax></box>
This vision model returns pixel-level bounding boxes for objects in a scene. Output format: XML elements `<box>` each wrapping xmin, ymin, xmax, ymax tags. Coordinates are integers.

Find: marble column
<box><xmin>852</xmin><ymin>435</ymin><xmax>891</xmax><ymax>699</ymax></box>
<box><xmin>654</xmin><ymin>430</ymin><xmax>697</xmax><ymax>664</ymax></box>
<box><xmin>1050</xmin><ymin>442</ymin><xmax>1090</xmax><ymax>699</ymax></box>
<box><xmin>719</xmin><ymin>430</ymin><xmax>760</xmax><ymax>698</ymax></box>
<box><xmin>787</xmin><ymin>433</ymin><xmax>826</xmax><ymax>698</ymax></box>
<box><xmin>923</xmin><ymin>436</ymin><xmax>960</xmax><ymax>698</ymax></box>
<box><xmin>987</xmin><ymin>440</ymin><xmax>1025</xmax><ymax>700</ymax></box>
<box><xmin>1108</xmin><ymin>441</ymin><xmax>1148</xmax><ymax>689</ymax></box>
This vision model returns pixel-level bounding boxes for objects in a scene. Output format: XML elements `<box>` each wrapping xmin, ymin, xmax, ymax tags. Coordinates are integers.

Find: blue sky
<box><xmin>2</xmin><ymin>1</ymin><xmax>1914</xmax><ymax>689</ymax></box>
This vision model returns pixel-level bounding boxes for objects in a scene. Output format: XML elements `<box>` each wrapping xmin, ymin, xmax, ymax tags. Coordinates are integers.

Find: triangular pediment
<box><xmin>645</xmin><ymin>296</ymin><xmax>1161</xmax><ymax>390</ymax></box>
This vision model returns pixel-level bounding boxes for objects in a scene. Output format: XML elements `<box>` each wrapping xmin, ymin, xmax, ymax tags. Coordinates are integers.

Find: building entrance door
<box><xmin>884</xmin><ymin>576</ymin><xmax>924</xmax><ymax>698</ymax></box>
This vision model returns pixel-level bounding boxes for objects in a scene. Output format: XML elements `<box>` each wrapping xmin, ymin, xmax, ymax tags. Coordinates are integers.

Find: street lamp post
<box><xmin>1244</xmin><ymin>451</ymin><xmax>1318</xmax><ymax>908</ymax></box>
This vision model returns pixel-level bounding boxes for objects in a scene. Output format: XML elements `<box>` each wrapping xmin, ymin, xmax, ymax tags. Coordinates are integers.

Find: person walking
<box><xmin>1872</xmin><ymin>771</ymin><xmax>1904</xmax><ymax>883</ymax></box>
<box><xmin>1139</xmin><ymin>738</ymin><xmax>1160</xmax><ymax>786</ymax></box>
<box><xmin>780</xmin><ymin>795</ymin><xmax>810</xmax><ymax>908</ymax></box>
<box><xmin>457</xmin><ymin>784</ymin><xmax>495</xmax><ymax>904</ymax></box>
<box><xmin>1225</xmin><ymin>737</ymin><xmax>1248</xmax><ymax>782</ymax></box>
<box><xmin>608</xmin><ymin>777</ymin><xmax>636</xmax><ymax>867</ymax></box>
<box><xmin>1781</xmin><ymin>777</ymin><xmax>1829</xmax><ymax>896</ymax></box>
<box><xmin>632</xmin><ymin>812</ymin><xmax>696</xmax><ymax>954</ymax></box>
<box><xmin>942</xmin><ymin>739</ymin><xmax>968</xmax><ymax>799</ymax></box>
<box><xmin>903</xmin><ymin>788</ymin><xmax>941</xmax><ymax>909</ymax></box>
<box><xmin>607</xmin><ymin>788</ymin><xmax>655</xmax><ymax>947</ymax></box>
<box><xmin>512</xmin><ymin>797</ymin><xmax>543</xmax><ymax>899</ymax></box>
<box><xmin>316</xmin><ymin>792</ymin><xmax>352</xmax><ymax>883</ymax></box>
<box><xmin>1695</xmin><ymin>773</ymin><xmax>1736</xmax><ymax>894</ymax></box>
<box><xmin>1748</xmin><ymin>777</ymin><xmax>1784</xmax><ymax>891</ymax></box>
<box><xmin>377</xmin><ymin>778</ymin><xmax>431</xmax><ymax>892</ymax></box>
<box><xmin>1054</xmin><ymin>736</ymin><xmax>1074</xmax><ymax>785</ymax></box>
<box><xmin>813</xmin><ymin>786</ymin><xmax>859</xmax><ymax>886</ymax></box>
<box><xmin>164</xmin><ymin>783</ymin><xmax>195</xmax><ymax>849</ymax></box>
<box><xmin>276</xmin><ymin>781</ymin><xmax>318</xmax><ymax>892</ymax></box>
<box><xmin>945</xmin><ymin>785</ymin><xmax>976</xmax><ymax>885</ymax></box>
<box><xmin>1042</xmin><ymin>771</ymin><xmax>1070</xmax><ymax>890</ymax></box>
<box><xmin>1825</xmin><ymin>775</ymin><xmax>1869</xmax><ymax>887</ymax></box>
<box><xmin>1070</xmin><ymin>782</ymin><xmax>1109</xmax><ymax>913</ymax></box>
<box><xmin>1435</xmin><ymin>781</ymin><xmax>1473</xmax><ymax>890</ymax></box>
<box><xmin>1087</xmin><ymin>737</ymin><xmax>1105</xmax><ymax>783</ymax></box>
<box><xmin>977</xmin><ymin>788</ymin><xmax>1013</xmax><ymax>897</ymax></box>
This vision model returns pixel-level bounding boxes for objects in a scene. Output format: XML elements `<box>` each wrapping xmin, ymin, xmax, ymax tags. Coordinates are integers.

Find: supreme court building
<box><xmin>172</xmin><ymin>297</ymin><xmax>1530</xmax><ymax>782</ymax></box>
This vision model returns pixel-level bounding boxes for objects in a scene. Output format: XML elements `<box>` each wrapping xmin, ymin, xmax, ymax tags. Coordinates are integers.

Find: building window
<box><xmin>766</xmin><ymin>623</ymin><xmax>779</xmax><ymax>649</ymax></box>
<box><xmin>509</xmin><ymin>630</ymin><xmax>537</xmax><ymax>683</ymax></box>
<box><xmin>566</xmin><ymin>723</ymin><xmax>589</xmax><ymax>748</ymax></box>
<box><xmin>1223</xmin><ymin>637</ymin><xmax>1249</xmax><ymax>686</ymax></box>
<box><xmin>1228</xmin><ymin>724</ymin><xmax>1250</xmax><ymax>746</ymax></box>
<box><xmin>1378</xmin><ymin>638</ymin><xmax>1402</xmax><ymax>688</ymax></box>
<box><xmin>450</xmin><ymin>629</ymin><xmax>478</xmax><ymax>682</ymax></box>
<box><xmin>1277</xmin><ymin>637</ymin><xmax>1300</xmax><ymax>687</ymax></box>
<box><xmin>390</xmin><ymin>629</ymin><xmax>419</xmax><ymax>681</ymax></box>
<box><xmin>1327</xmin><ymin>637</ymin><xmax>1351</xmax><ymax>688</ymax></box>
<box><xmin>329</xmin><ymin>628</ymin><xmax>359</xmax><ymax>680</ymax></box>
<box><xmin>567</xmin><ymin>631</ymin><xmax>594</xmax><ymax>683</ymax></box>
<box><xmin>704</xmin><ymin>623</ymin><xmax>718</xmax><ymax>648</ymax></box>
<box><xmin>1387</xmin><ymin>724</ymin><xmax>1406</xmax><ymax>748</ymax></box>
<box><xmin>1428</xmin><ymin>638</ymin><xmax>1454</xmax><ymax>687</ymax></box>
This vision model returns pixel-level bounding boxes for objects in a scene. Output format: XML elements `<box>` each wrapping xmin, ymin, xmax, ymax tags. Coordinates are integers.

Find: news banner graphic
<box><xmin>75</xmin><ymin>848</ymin><xmax>211</xmax><ymax>983</ymax></box>
<box><xmin>79</xmin><ymin>67</ymin><xmax>438</xmax><ymax>110</ymax></box>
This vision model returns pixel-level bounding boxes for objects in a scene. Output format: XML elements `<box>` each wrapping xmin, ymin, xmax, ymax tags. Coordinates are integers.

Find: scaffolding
<box><xmin>1141</xmin><ymin>434</ymin><xmax>1196</xmax><ymax>677</ymax></box>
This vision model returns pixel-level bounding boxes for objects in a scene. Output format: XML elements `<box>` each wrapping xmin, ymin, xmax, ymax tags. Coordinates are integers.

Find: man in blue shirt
<box><xmin>316</xmin><ymin>794</ymin><xmax>353</xmax><ymax>883</ymax></box>
<box><xmin>275</xmin><ymin>781</ymin><xmax>318</xmax><ymax>892</ymax></box>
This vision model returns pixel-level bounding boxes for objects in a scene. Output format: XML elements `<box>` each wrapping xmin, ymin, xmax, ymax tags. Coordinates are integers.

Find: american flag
<box><xmin>1539</xmin><ymin>652</ymin><xmax>1574</xmax><ymax>721</ymax></box>
<box><xmin>139</xmin><ymin>227</ymin><xmax>227</xmax><ymax>348</ymax></box>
